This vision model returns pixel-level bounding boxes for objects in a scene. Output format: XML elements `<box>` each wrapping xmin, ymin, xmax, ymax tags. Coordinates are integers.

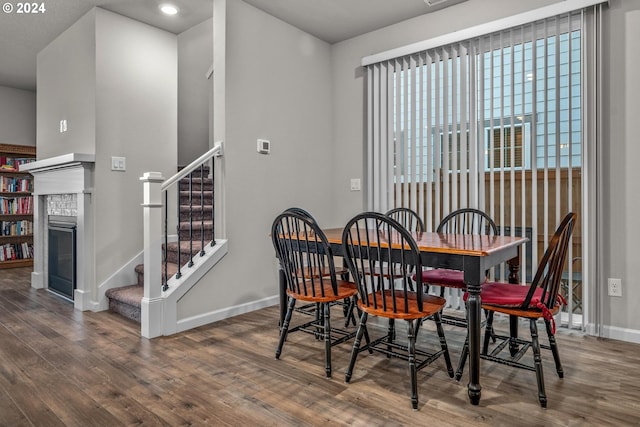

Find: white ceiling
<box><xmin>0</xmin><ymin>0</ymin><xmax>467</xmax><ymax>91</ymax></box>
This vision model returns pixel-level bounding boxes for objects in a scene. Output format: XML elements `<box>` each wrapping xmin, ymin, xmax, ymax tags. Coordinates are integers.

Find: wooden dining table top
<box><xmin>320</xmin><ymin>227</ymin><xmax>529</xmax><ymax>257</ymax></box>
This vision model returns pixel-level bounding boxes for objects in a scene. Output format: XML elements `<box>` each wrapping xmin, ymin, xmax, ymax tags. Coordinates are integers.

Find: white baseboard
<box><xmin>586</xmin><ymin>323</ymin><xmax>640</xmax><ymax>345</ymax></box>
<box><xmin>175</xmin><ymin>295</ymin><xmax>280</xmax><ymax>333</ymax></box>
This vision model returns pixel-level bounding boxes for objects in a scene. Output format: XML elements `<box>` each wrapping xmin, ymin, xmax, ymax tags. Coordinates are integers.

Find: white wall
<box><xmin>37</xmin><ymin>7</ymin><xmax>177</xmax><ymax>291</ymax></box>
<box><xmin>178</xmin><ymin>18</ymin><xmax>213</xmax><ymax>165</ymax></box>
<box><xmin>36</xmin><ymin>9</ymin><xmax>96</xmax><ymax>159</ymax></box>
<box><xmin>601</xmin><ymin>0</ymin><xmax>640</xmax><ymax>337</ymax></box>
<box><xmin>0</xmin><ymin>86</ymin><xmax>36</xmax><ymax>146</ymax></box>
<box><xmin>329</xmin><ymin>0</ymin><xmax>640</xmax><ymax>338</ymax></box>
<box><xmin>93</xmin><ymin>8</ymin><xmax>177</xmax><ymax>285</ymax></box>
<box><xmin>177</xmin><ymin>0</ymin><xmax>334</xmax><ymax>318</ymax></box>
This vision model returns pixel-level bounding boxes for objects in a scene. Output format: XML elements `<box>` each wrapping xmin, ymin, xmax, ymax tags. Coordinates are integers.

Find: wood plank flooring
<box><xmin>1</xmin><ymin>267</ymin><xmax>639</xmax><ymax>426</ymax></box>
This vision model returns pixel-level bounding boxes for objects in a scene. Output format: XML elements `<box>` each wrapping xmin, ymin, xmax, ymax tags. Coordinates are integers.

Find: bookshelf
<box><xmin>0</xmin><ymin>143</ymin><xmax>36</xmax><ymax>269</ymax></box>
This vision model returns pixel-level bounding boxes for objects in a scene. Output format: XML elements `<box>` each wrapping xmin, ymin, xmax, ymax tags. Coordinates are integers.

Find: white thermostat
<box><xmin>257</xmin><ymin>139</ymin><xmax>270</xmax><ymax>154</ymax></box>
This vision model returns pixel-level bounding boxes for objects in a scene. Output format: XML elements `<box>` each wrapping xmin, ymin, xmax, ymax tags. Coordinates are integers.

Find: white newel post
<box><xmin>140</xmin><ymin>172</ymin><xmax>165</xmax><ymax>338</ymax></box>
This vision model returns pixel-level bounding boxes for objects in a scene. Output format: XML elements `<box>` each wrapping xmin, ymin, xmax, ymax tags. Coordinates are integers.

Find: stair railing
<box><xmin>161</xmin><ymin>142</ymin><xmax>223</xmax><ymax>289</ymax></box>
<box><xmin>140</xmin><ymin>142</ymin><xmax>223</xmax><ymax>338</ymax></box>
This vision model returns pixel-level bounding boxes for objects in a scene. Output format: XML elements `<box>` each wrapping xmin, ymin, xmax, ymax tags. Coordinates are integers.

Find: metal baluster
<box><xmin>175</xmin><ymin>181</ymin><xmax>182</xmax><ymax>279</ymax></box>
<box><xmin>211</xmin><ymin>158</ymin><xmax>216</xmax><ymax>247</ymax></box>
<box><xmin>163</xmin><ymin>191</ymin><xmax>168</xmax><ymax>291</ymax></box>
<box><xmin>188</xmin><ymin>172</ymin><xmax>194</xmax><ymax>267</ymax></box>
<box><xmin>200</xmin><ymin>164</ymin><xmax>205</xmax><ymax>256</ymax></box>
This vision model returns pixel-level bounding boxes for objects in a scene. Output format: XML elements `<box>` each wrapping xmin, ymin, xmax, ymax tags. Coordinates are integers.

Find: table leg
<box><xmin>507</xmin><ymin>255</ymin><xmax>521</xmax><ymax>356</ymax></box>
<box><xmin>466</xmin><ymin>275</ymin><xmax>482</xmax><ymax>405</ymax></box>
<box><xmin>507</xmin><ymin>257</ymin><xmax>520</xmax><ymax>284</ymax></box>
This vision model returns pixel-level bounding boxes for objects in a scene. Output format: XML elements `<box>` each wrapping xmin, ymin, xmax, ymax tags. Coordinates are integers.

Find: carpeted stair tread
<box><xmin>105</xmin><ymin>284</ymin><xmax>143</xmax><ymax>323</ymax></box>
<box><xmin>134</xmin><ymin>262</ymin><xmax>179</xmax><ymax>277</ymax></box>
<box><xmin>166</xmin><ymin>240</ymin><xmax>207</xmax><ymax>253</ymax></box>
<box><xmin>165</xmin><ymin>240</ymin><xmax>209</xmax><ymax>264</ymax></box>
<box><xmin>179</xmin><ymin>190</ymin><xmax>213</xmax><ymax>198</ymax></box>
<box><xmin>179</xmin><ymin>178</ymin><xmax>213</xmax><ymax>190</ymax></box>
<box><xmin>178</xmin><ymin>220</ymin><xmax>213</xmax><ymax>231</ymax></box>
<box><xmin>107</xmin><ymin>163</ymin><xmax>214</xmax><ymax>324</ymax></box>
<box><xmin>106</xmin><ymin>284</ymin><xmax>142</xmax><ymax>307</ymax></box>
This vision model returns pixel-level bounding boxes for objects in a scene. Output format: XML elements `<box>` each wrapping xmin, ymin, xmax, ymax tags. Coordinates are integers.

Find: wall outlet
<box><xmin>257</xmin><ymin>139</ymin><xmax>270</xmax><ymax>154</ymax></box>
<box><xmin>607</xmin><ymin>278</ymin><xmax>622</xmax><ymax>297</ymax></box>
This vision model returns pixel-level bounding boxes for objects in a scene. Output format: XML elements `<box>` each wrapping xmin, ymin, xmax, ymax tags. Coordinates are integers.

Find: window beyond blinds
<box><xmin>366</xmin><ymin>10</ymin><xmax>589</xmax><ymax>325</ymax></box>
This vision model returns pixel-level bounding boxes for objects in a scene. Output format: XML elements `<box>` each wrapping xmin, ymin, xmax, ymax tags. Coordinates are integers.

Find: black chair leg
<box><xmin>484</xmin><ymin>309</ymin><xmax>497</xmax><ymax>343</ymax></box>
<box><xmin>509</xmin><ymin>314</ymin><xmax>520</xmax><ymax>356</ymax></box>
<box><xmin>455</xmin><ymin>333</ymin><xmax>469</xmax><ymax>381</ymax></box>
<box><xmin>530</xmin><ymin>319</ymin><xmax>547</xmax><ymax>408</ymax></box>
<box><xmin>387</xmin><ymin>318</ymin><xmax>396</xmax><ymax>358</ymax></box>
<box><xmin>407</xmin><ymin>319</ymin><xmax>418</xmax><ymax>410</ymax></box>
<box><xmin>482</xmin><ymin>311</ymin><xmax>494</xmax><ymax>355</ymax></box>
<box><xmin>323</xmin><ymin>303</ymin><xmax>332</xmax><ymax>378</ymax></box>
<box><xmin>315</xmin><ymin>302</ymin><xmax>322</xmax><ymax>340</ymax></box>
<box><xmin>276</xmin><ymin>297</ymin><xmax>296</xmax><ymax>359</ymax></box>
<box><xmin>345</xmin><ymin>312</ymin><xmax>368</xmax><ymax>383</ymax></box>
<box><xmin>433</xmin><ymin>311</ymin><xmax>454</xmax><ymax>377</ymax></box>
<box><xmin>344</xmin><ymin>296</ymin><xmax>357</xmax><ymax>328</ymax></box>
<box><xmin>545</xmin><ymin>319</ymin><xmax>564</xmax><ymax>378</ymax></box>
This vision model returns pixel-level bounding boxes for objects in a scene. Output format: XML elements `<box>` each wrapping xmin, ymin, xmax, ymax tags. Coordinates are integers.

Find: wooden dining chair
<box><xmin>385</xmin><ymin>207</ymin><xmax>425</xmax><ymax>233</ymax></box>
<box><xmin>456</xmin><ymin>212</ymin><xmax>577</xmax><ymax>407</ymax></box>
<box><xmin>341</xmin><ymin>212</ymin><xmax>454</xmax><ymax>410</ymax></box>
<box><xmin>281</xmin><ymin>207</ymin><xmax>355</xmax><ymax>326</ymax></box>
<box><xmin>418</xmin><ymin>208</ymin><xmax>498</xmax><ymax>328</ymax></box>
<box><xmin>362</xmin><ymin>207</ymin><xmax>425</xmax><ymax>286</ymax></box>
<box><xmin>271</xmin><ymin>211</ymin><xmax>358</xmax><ymax>378</ymax></box>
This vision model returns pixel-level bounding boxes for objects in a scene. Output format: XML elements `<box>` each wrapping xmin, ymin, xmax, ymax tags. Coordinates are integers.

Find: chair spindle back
<box><xmin>271</xmin><ymin>212</ymin><xmax>338</xmax><ymax>299</ymax></box>
<box><xmin>342</xmin><ymin>212</ymin><xmax>423</xmax><ymax>314</ymax></box>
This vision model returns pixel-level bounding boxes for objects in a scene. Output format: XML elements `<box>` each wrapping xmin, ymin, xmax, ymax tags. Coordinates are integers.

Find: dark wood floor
<box><xmin>1</xmin><ymin>267</ymin><xmax>639</xmax><ymax>426</ymax></box>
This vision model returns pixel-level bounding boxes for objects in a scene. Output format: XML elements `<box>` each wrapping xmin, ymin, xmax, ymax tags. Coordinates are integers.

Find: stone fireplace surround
<box><xmin>21</xmin><ymin>153</ymin><xmax>95</xmax><ymax>311</ymax></box>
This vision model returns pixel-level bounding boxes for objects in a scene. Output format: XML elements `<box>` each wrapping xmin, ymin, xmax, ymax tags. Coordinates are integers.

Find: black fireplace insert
<box><xmin>48</xmin><ymin>221</ymin><xmax>76</xmax><ymax>300</ymax></box>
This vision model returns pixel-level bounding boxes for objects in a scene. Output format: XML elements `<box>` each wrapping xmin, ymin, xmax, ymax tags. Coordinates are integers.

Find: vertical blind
<box><xmin>366</xmin><ymin>8</ymin><xmax>600</xmax><ymax>327</ymax></box>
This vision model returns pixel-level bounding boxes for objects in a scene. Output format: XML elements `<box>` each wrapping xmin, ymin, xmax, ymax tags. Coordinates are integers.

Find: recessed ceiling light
<box><xmin>160</xmin><ymin>4</ymin><xmax>179</xmax><ymax>15</ymax></box>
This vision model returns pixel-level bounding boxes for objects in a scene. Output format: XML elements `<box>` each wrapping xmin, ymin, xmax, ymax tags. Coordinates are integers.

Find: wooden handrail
<box><xmin>161</xmin><ymin>142</ymin><xmax>223</xmax><ymax>192</ymax></box>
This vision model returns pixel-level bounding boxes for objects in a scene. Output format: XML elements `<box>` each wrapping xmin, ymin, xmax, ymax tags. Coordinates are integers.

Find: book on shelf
<box><xmin>0</xmin><ymin>195</ymin><xmax>33</xmax><ymax>215</ymax></box>
<box><xmin>0</xmin><ymin>156</ymin><xmax>35</xmax><ymax>170</ymax></box>
<box><xmin>0</xmin><ymin>242</ymin><xmax>33</xmax><ymax>261</ymax></box>
<box><xmin>1</xmin><ymin>220</ymin><xmax>33</xmax><ymax>236</ymax></box>
<box><xmin>0</xmin><ymin>175</ymin><xmax>33</xmax><ymax>192</ymax></box>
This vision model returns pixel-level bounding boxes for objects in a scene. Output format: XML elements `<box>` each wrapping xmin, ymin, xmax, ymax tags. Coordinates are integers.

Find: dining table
<box><xmin>276</xmin><ymin>227</ymin><xmax>528</xmax><ymax>406</ymax></box>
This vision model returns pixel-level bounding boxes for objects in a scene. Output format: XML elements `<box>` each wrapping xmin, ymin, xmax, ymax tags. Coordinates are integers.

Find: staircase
<box><xmin>105</xmin><ymin>167</ymin><xmax>213</xmax><ymax>323</ymax></box>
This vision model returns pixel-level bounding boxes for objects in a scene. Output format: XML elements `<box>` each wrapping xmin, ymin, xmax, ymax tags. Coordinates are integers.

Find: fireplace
<box><xmin>20</xmin><ymin>153</ymin><xmax>95</xmax><ymax>311</ymax></box>
<box><xmin>48</xmin><ymin>219</ymin><xmax>77</xmax><ymax>300</ymax></box>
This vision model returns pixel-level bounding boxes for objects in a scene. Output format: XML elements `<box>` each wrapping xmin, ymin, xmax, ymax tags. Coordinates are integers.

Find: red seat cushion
<box><xmin>463</xmin><ymin>281</ymin><xmax>543</xmax><ymax>307</ymax></box>
<box><xmin>464</xmin><ymin>282</ymin><xmax>564</xmax><ymax>333</ymax></box>
<box><xmin>418</xmin><ymin>269</ymin><xmax>465</xmax><ymax>288</ymax></box>
<box><xmin>416</xmin><ymin>269</ymin><xmax>488</xmax><ymax>289</ymax></box>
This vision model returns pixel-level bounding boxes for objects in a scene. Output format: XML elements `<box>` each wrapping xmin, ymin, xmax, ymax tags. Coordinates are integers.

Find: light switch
<box><xmin>111</xmin><ymin>156</ymin><xmax>126</xmax><ymax>171</ymax></box>
<box><xmin>350</xmin><ymin>178</ymin><xmax>361</xmax><ymax>191</ymax></box>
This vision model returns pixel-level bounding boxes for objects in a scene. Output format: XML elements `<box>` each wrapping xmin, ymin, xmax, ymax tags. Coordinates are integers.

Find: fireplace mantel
<box><xmin>22</xmin><ymin>153</ymin><xmax>96</xmax><ymax>311</ymax></box>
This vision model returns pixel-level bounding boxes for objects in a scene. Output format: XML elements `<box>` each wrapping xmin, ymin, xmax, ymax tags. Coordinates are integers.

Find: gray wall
<box><xmin>601</xmin><ymin>0</ymin><xmax>640</xmax><ymax>337</ymax></box>
<box><xmin>328</xmin><ymin>0</ymin><xmax>640</xmax><ymax>338</ymax></box>
<box><xmin>177</xmin><ymin>0</ymin><xmax>334</xmax><ymax>318</ymax></box>
<box><xmin>37</xmin><ymin>9</ymin><xmax>96</xmax><ymax>159</ymax></box>
<box><xmin>93</xmin><ymin>8</ymin><xmax>177</xmax><ymax>285</ymax></box>
<box><xmin>37</xmin><ymin>7</ymin><xmax>177</xmax><ymax>288</ymax></box>
<box><xmin>0</xmin><ymin>86</ymin><xmax>36</xmax><ymax>146</ymax></box>
<box><xmin>178</xmin><ymin>18</ymin><xmax>213</xmax><ymax>165</ymax></box>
